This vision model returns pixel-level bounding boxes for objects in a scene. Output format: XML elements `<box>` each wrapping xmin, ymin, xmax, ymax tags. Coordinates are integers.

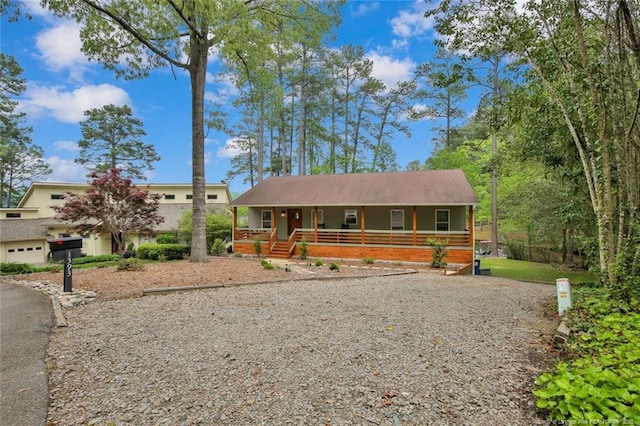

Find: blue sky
<box><xmin>1</xmin><ymin>1</ymin><xmax>479</xmax><ymax>193</ymax></box>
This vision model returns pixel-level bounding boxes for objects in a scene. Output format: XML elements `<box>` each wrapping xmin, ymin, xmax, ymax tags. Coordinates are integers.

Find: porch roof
<box><xmin>230</xmin><ymin>169</ymin><xmax>478</xmax><ymax>207</ymax></box>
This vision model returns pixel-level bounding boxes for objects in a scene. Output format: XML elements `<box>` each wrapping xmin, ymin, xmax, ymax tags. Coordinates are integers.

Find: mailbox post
<box><xmin>64</xmin><ymin>249</ymin><xmax>73</xmax><ymax>292</ymax></box>
<box><xmin>48</xmin><ymin>237</ymin><xmax>83</xmax><ymax>293</ymax></box>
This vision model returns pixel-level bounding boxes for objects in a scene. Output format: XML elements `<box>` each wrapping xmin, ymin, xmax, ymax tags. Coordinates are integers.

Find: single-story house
<box><xmin>228</xmin><ymin>169</ymin><xmax>478</xmax><ymax>268</ymax></box>
<box><xmin>0</xmin><ymin>182</ymin><xmax>231</xmax><ymax>264</ymax></box>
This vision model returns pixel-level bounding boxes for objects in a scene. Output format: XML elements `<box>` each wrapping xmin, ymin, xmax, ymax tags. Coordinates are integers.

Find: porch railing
<box><xmin>235</xmin><ymin>228</ymin><xmax>272</xmax><ymax>241</ymax></box>
<box><xmin>268</xmin><ymin>228</ymin><xmax>278</xmax><ymax>252</ymax></box>
<box><xmin>236</xmin><ymin>227</ymin><xmax>471</xmax><ymax>247</ymax></box>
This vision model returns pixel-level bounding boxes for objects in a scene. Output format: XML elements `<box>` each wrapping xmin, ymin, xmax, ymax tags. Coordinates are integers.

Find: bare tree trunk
<box><xmin>490</xmin><ymin>59</ymin><xmax>499</xmax><ymax>258</ymax></box>
<box><xmin>188</xmin><ymin>35</ymin><xmax>208</xmax><ymax>263</ymax></box>
<box><xmin>257</xmin><ymin>97</ymin><xmax>264</xmax><ymax>182</ymax></box>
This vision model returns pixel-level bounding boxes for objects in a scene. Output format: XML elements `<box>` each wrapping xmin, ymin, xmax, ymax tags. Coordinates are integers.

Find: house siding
<box><xmin>245</xmin><ymin>205</ymin><xmax>469</xmax><ymax>233</ymax></box>
<box><xmin>2</xmin><ymin>182</ymin><xmax>231</xmax><ymax>264</ymax></box>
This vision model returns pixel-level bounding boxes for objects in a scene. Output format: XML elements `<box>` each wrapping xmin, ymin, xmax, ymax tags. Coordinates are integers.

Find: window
<box><xmin>436</xmin><ymin>209</ymin><xmax>450</xmax><ymax>232</ymax></box>
<box><xmin>261</xmin><ymin>210</ymin><xmax>272</xmax><ymax>228</ymax></box>
<box><xmin>164</xmin><ymin>194</ymin><xmax>175</xmax><ymax>200</ymax></box>
<box><xmin>317</xmin><ymin>209</ymin><xmax>324</xmax><ymax>225</ymax></box>
<box><xmin>8</xmin><ymin>249</ymin><xmax>15</xmax><ymax>253</ymax></box>
<box><xmin>5</xmin><ymin>212</ymin><xmax>20</xmax><ymax>218</ymax></box>
<box><xmin>344</xmin><ymin>209</ymin><xmax>358</xmax><ymax>225</ymax></box>
<box><xmin>27</xmin><ymin>247</ymin><xmax>33</xmax><ymax>251</ymax></box>
<box><xmin>391</xmin><ymin>209</ymin><xmax>405</xmax><ymax>230</ymax></box>
<box><xmin>36</xmin><ymin>247</ymin><xmax>42</xmax><ymax>251</ymax></box>
<box><xmin>51</xmin><ymin>194</ymin><xmax>64</xmax><ymax>200</ymax></box>
<box><xmin>186</xmin><ymin>194</ymin><xmax>193</xmax><ymax>200</ymax></box>
<box><xmin>207</xmin><ymin>194</ymin><xmax>218</xmax><ymax>200</ymax></box>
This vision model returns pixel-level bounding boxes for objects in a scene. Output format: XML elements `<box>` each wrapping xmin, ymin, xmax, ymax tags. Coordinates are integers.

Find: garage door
<box><xmin>5</xmin><ymin>243</ymin><xmax>46</xmax><ymax>264</ymax></box>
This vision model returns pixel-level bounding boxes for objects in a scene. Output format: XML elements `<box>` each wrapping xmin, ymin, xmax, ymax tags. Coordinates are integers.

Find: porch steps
<box><xmin>446</xmin><ymin>263</ymin><xmax>474</xmax><ymax>276</ymax></box>
<box><xmin>269</xmin><ymin>241</ymin><xmax>290</xmax><ymax>259</ymax></box>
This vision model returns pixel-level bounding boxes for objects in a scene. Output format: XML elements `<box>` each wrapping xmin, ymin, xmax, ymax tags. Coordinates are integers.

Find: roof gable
<box><xmin>230</xmin><ymin>170</ymin><xmax>478</xmax><ymax>207</ymax></box>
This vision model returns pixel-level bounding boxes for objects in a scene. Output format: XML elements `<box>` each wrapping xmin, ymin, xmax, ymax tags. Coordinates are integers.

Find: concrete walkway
<box><xmin>1</xmin><ymin>282</ymin><xmax>53</xmax><ymax>426</ymax></box>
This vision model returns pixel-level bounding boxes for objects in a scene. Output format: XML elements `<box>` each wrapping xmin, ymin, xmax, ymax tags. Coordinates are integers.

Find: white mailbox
<box><xmin>556</xmin><ymin>278</ymin><xmax>572</xmax><ymax>315</ymax></box>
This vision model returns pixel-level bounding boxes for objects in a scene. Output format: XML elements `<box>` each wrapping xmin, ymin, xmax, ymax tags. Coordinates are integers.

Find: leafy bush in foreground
<box><xmin>137</xmin><ymin>243</ymin><xmax>190</xmax><ymax>260</ymax></box>
<box><xmin>72</xmin><ymin>254</ymin><xmax>120</xmax><ymax>264</ymax></box>
<box><xmin>0</xmin><ymin>262</ymin><xmax>34</xmax><ymax>275</ymax></box>
<box><xmin>534</xmin><ymin>287</ymin><xmax>640</xmax><ymax>422</ymax></box>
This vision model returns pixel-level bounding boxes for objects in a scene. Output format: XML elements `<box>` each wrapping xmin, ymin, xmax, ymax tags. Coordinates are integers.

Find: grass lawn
<box><xmin>478</xmin><ymin>257</ymin><xmax>596</xmax><ymax>285</ymax></box>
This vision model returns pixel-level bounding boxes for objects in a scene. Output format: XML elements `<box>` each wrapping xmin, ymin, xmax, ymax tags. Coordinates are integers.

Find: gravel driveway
<box><xmin>46</xmin><ymin>273</ymin><xmax>555</xmax><ymax>425</ymax></box>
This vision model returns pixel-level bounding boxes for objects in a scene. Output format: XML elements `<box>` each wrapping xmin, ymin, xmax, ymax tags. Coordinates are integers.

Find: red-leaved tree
<box><xmin>53</xmin><ymin>168</ymin><xmax>164</xmax><ymax>255</ymax></box>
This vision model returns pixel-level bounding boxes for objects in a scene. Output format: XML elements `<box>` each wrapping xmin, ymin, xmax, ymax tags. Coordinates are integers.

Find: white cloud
<box><xmin>54</xmin><ymin>140</ymin><xmax>80</xmax><ymax>152</ymax></box>
<box><xmin>23</xmin><ymin>2</ymin><xmax>50</xmax><ymax>17</ymax></box>
<box><xmin>390</xmin><ymin>0</ymin><xmax>433</xmax><ymax>38</ymax></box>
<box><xmin>409</xmin><ymin>103</ymin><xmax>437</xmax><ymax>120</ymax></box>
<box><xmin>352</xmin><ymin>1</ymin><xmax>380</xmax><ymax>17</ymax></box>
<box><xmin>391</xmin><ymin>39</ymin><xmax>409</xmax><ymax>50</ymax></box>
<box><xmin>21</xmin><ymin>84</ymin><xmax>131</xmax><ymax>123</ymax></box>
<box><xmin>36</xmin><ymin>22</ymin><xmax>89</xmax><ymax>79</ymax></box>
<box><xmin>45</xmin><ymin>156</ymin><xmax>87</xmax><ymax>183</ymax></box>
<box><xmin>217</xmin><ymin>138</ymin><xmax>244</xmax><ymax>158</ymax></box>
<box><xmin>365</xmin><ymin>52</ymin><xmax>415</xmax><ymax>88</ymax></box>
<box><xmin>205</xmin><ymin>73</ymin><xmax>239</xmax><ymax>105</ymax></box>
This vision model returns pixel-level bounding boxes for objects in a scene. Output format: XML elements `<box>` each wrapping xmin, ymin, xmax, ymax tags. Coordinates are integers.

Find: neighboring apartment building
<box><xmin>0</xmin><ymin>182</ymin><xmax>231</xmax><ymax>264</ymax></box>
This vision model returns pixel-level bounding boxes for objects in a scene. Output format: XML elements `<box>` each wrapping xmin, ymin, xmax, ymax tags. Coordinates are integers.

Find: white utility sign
<box><xmin>556</xmin><ymin>278</ymin><xmax>572</xmax><ymax>315</ymax></box>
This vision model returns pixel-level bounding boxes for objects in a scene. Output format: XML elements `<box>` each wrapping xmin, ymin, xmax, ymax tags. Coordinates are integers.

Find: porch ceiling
<box><xmin>230</xmin><ymin>169</ymin><xmax>478</xmax><ymax>207</ymax></box>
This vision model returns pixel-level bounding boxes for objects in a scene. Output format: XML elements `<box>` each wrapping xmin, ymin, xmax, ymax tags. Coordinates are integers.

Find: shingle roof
<box><xmin>229</xmin><ymin>169</ymin><xmax>478</xmax><ymax>207</ymax></box>
<box><xmin>0</xmin><ymin>218</ymin><xmax>52</xmax><ymax>242</ymax></box>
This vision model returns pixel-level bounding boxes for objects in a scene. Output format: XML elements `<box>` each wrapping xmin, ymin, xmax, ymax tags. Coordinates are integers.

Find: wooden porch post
<box><xmin>412</xmin><ymin>206</ymin><xmax>417</xmax><ymax>245</ymax></box>
<box><xmin>232</xmin><ymin>206</ymin><xmax>237</xmax><ymax>241</ymax></box>
<box><xmin>314</xmin><ymin>206</ymin><xmax>318</xmax><ymax>243</ymax></box>
<box><xmin>361</xmin><ymin>206</ymin><xmax>365</xmax><ymax>244</ymax></box>
<box><xmin>469</xmin><ymin>205</ymin><xmax>474</xmax><ymax>247</ymax></box>
<box><xmin>271</xmin><ymin>207</ymin><xmax>276</xmax><ymax>232</ymax></box>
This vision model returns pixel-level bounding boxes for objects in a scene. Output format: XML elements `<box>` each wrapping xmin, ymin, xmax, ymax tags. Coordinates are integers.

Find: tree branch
<box><xmin>80</xmin><ymin>0</ymin><xmax>188</xmax><ymax>70</ymax></box>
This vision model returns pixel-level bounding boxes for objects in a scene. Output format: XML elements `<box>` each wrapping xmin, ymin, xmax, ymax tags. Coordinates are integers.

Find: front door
<box><xmin>287</xmin><ymin>209</ymin><xmax>302</xmax><ymax>236</ymax></box>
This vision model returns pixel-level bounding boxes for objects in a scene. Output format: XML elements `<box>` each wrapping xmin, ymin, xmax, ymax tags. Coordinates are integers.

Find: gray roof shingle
<box><xmin>0</xmin><ymin>218</ymin><xmax>52</xmax><ymax>242</ymax></box>
<box><xmin>229</xmin><ymin>170</ymin><xmax>478</xmax><ymax>207</ymax></box>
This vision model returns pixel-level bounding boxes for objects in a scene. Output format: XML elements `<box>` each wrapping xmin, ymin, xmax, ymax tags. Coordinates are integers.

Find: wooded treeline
<box><xmin>426</xmin><ymin>0</ymin><xmax>640</xmax><ymax>295</ymax></box>
<box><xmin>224</xmin><ymin>43</ymin><xmax>418</xmax><ymax>186</ymax></box>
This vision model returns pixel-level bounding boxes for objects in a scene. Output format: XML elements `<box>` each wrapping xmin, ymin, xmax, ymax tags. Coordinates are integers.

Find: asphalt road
<box><xmin>1</xmin><ymin>282</ymin><xmax>53</xmax><ymax>426</ymax></box>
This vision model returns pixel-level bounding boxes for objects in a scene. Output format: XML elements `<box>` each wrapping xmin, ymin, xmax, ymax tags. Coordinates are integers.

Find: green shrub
<box><xmin>210</xmin><ymin>238</ymin><xmax>226</xmax><ymax>256</ymax></box>
<box><xmin>0</xmin><ymin>262</ymin><xmax>34</xmax><ymax>275</ymax></box>
<box><xmin>157</xmin><ymin>254</ymin><xmax>168</xmax><ymax>262</ymax></box>
<box><xmin>362</xmin><ymin>257</ymin><xmax>375</xmax><ymax>264</ymax></box>
<box><xmin>73</xmin><ymin>254</ymin><xmax>120</xmax><ymax>265</ymax></box>
<box><xmin>427</xmin><ymin>238</ymin><xmax>449</xmax><ymax>268</ymax></box>
<box><xmin>137</xmin><ymin>243</ymin><xmax>190</xmax><ymax>260</ymax></box>
<box><xmin>117</xmin><ymin>257</ymin><xmax>144</xmax><ymax>271</ymax></box>
<box><xmin>156</xmin><ymin>233</ymin><xmax>178</xmax><ymax>244</ymax></box>
<box><xmin>506</xmin><ymin>239</ymin><xmax>526</xmax><ymax>261</ymax></box>
<box><xmin>329</xmin><ymin>262</ymin><xmax>340</xmax><ymax>271</ymax></box>
<box><xmin>299</xmin><ymin>237</ymin><xmax>308</xmax><ymax>260</ymax></box>
<box><xmin>38</xmin><ymin>264</ymin><xmax>62</xmax><ymax>273</ymax></box>
<box><xmin>261</xmin><ymin>259</ymin><xmax>275</xmax><ymax>270</ymax></box>
<box><xmin>314</xmin><ymin>259</ymin><xmax>323</xmax><ymax>267</ymax></box>
<box><xmin>253</xmin><ymin>237</ymin><xmax>262</xmax><ymax>256</ymax></box>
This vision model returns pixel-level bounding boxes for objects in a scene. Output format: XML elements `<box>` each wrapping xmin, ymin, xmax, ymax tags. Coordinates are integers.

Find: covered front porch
<box><xmin>231</xmin><ymin>205</ymin><xmax>475</xmax><ymax>265</ymax></box>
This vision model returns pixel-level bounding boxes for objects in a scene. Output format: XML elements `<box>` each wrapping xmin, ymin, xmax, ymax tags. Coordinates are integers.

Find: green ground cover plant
<box><xmin>534</xmin><ymin>286</ymin><xmax>640</xmax><ymax>422</ymax></box>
